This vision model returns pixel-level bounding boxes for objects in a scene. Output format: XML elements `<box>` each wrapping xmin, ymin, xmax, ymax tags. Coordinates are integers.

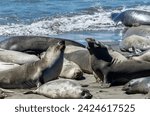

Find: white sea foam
<box><xmin>0</xmin><ymin>10</ymin><xmax>119</xmax><ymax>36</ymax></box>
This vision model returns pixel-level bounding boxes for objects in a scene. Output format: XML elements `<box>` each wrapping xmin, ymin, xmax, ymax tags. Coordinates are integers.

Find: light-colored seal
<box><xmin>60</xmin><ymin>58</ymin><xmax>83</xmax><ymax>79</ymax></box>
<box><xmin>0</xmin><ymin>40</ymin><xmax>65</xmax><ymax>89</ymax></box>
<box><xmin>24</xmin><ymin>79</ymin><xmax>92</xmax><ymax>99</ymax></box>
<box><xmin>122</xmin><ymin>77</ymin><xmax>150</xmax><ymax>94</ymax></box>
<box><xmin>0</xmin><ymin>48</ymin><xmax>39</xmax><ymax>64</ymax></box>
<box><xmin>111</xmin><ymin>10</ymin><xmax>150</xmax><ymax>26</ymax></box>
<box><xmin>86</xmin><ymin>38</ymin><xmax>150</xmax><ymax>88</ymax></box>
<box><xmin>0</xmin><ymin>36</ymin><xmax>85</xmax><ymax>54</ymax></box>
<box><xmin>0</xmin><ymin>61</ymin><xmax>20</xmax><ymax>71</ymax></box>
<box><xmin>120</xmin><ymin>35</ymin><xmax>150</xmax><ymax>53</ymax></box>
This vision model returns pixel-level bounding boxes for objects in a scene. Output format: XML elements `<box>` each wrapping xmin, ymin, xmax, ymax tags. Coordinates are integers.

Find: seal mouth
<box><xmin>57</xmin><ymin>40</ymin><xmax>66</xmax><ymax>51</ymax></box>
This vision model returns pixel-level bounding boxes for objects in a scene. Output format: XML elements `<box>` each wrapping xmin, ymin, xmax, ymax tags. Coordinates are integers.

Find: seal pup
<box><xmin>0</xmin><ymin>48</ymin><xmax>39</xmax><ymax>64</ymax></box>
<box><xmin>0</xmin><ymin>61</ymin><xmax>20</xmax><ymax>71</ymax></box>
<box><xmin>0</xmin><ymin>36</ymin><xmax>84</xmax><ymax>54</ymax></box>
<box><xmin>120</xmin><ymin>35</ymin><xmax>150</xmax><ymax>53</ymax></box>
<box><xmin>122</xmin><ymin>77</ymin><xmax>150</xmax><ymax>94</ymax></box>
<box><xmin>0</xmin><ymin>40</ymin><xmax>65</xmax><ymax>89</ymax></box>
<box><xmin>86</xmin><ymin>38</ymin><xmax>150</xmax><ymax>88</ymax></box>
<box><xmin>59</xmin><ymin>58</ymin><xmax>83</xmax><ymax>79</ymax></box>
<box><xmin>24</xmin><ymin>79</ymin><xmax>92</xmax><ymax>99</ymax></box>
<box><xmin>111</xmin><ymin>10</ymin><xmax>150</xmax><ymax>26</ymax></box>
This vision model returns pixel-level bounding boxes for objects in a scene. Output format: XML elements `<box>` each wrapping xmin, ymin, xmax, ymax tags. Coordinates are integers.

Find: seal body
<box><xmin>24</xmin><ymin>79</ymin><xmax>92</xmax><ymax>99</ymax></box>
<box><xmin>0</xmin><ymin>41</ymin><xmax>65</xmax><ymax>89</ymax></box>
<box><xmin>120</xmin><ymin>35</ymin><xmax>150</xmax><ymax>52</ymax></box>
<box><xmin>131</xmin><ymin>50</ymin><xmax>150</xmax><ymax>62</ymax></box>
<box><xmin>122</xmin><ymin>77</ymin><xmax>150</xmax><ymax>94</ymax></box>
<box><xmin>65</xmin><ymin>45</ymin><xmax>92</xmax><ymax>74</ymax></box>
<box><xmin>0</xmin><ymin>48</ymin><xmax>39</xmax><ymax>64</ymax></box>
<box><xmin>60</xmin><ymin>58</ymin><xmax>83</xmax><ymax>79</ymax></box>
<box><xmin>111</xmin><ymin>10</ymin><xmax>150</xmax><ymax>26</ymax></box>
<box><xmin>86</xmin><ymin>38</ymin><xmax>150</xmax><ymax>87</ymax></box>
<box><xmin>0</xmin><ymin>36</ymin><xmax>84</xmax><ymax>54</ymax></box>
<box><xmin>0</xmin><ymin>62</ymin><xmax>20</xmax><ymax>71</ymax></box>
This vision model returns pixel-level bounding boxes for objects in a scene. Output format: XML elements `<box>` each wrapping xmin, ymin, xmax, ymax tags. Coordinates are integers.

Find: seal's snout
<box><xmin>81</xmin><ymin>89</ymin><xmax>93</xmax><ymax>99</ymax></box>
<box><xmin>57</xmin><ymin>40</ymin><xmax>66</xmax><ymax>51</ymax></box>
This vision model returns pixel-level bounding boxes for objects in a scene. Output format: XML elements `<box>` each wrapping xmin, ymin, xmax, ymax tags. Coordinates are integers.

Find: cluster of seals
<box><xmin>0</xmin><ymin>40</ymin><xmax>65</xmax><ymax>89</ymax></box>
<box><xmin>86</xmin><ymin>38</ymin><xmax>150</xmax><ymax>88</ymax></box>
<box><xmin>24</xmin><ymin>79</ymin><xmax>92</xmax><ymax>99</ymax></box>
<box><xmin>111</xmin><ymin>10</ymin><xmax>150</xmax><ymax>26</ymax></box>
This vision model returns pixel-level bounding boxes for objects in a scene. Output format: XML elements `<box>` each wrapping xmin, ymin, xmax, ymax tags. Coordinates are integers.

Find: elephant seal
<box><xmin>111</xmin><ymin>10</ymin><xmax>150</xmax><ymax>26</ymax></box>
<box><xmin>122</xmin><ymin>77</ymin><xmax>150</xmax><ymax>94</ymax></box>
<box><xmin>0</xmin><ymin>40</ymin><xmax>65</xmax><ymax>89</ymax></box>
<box><xmin>120</xmin><ymin>35</ymin><xmax>150</xmax><ymax>53</ymax></box>
<box><xmin>86</xmin><ymin>38</ymin><xmax>150</xmax><ymax>88</ymax></box>
<box><xmin>122</xmin><ymin>25</ymin><xmax>150</xmax><ymax>39</ymax></box>
<box><xmin>40</xmin><ymin>52</ymin><xmax>83</xmax><ymax>79</ymax></box>
<box><xmin>0</xmin><ymin>62</ymin><xmax>20</xmax><ymax>71</ymax></box>
<box><xmin>0</xmin><ymin>48</ymin><xmax>39</xmax><ymax>64</ymax></box>
<box><xmin>64</xmin><ymin>45</ymin><xmax>92</xmax><ymax>74</ymax></box>
<box><xmin>24</xmin><ymin>79</ymin><xmax>92</xmax><ymax>99</ymax></box>
<box><xmin>0</xmin><ymin>36</ymin><xmax>84</xmax><ymax>54</ymax></box>
<box><xmin>59</xmin><ymin>58</ymin><xmax>83</xmax><ymax>79</ymax></box>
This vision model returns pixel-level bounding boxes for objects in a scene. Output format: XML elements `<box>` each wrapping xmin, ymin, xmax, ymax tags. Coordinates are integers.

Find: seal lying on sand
<box><xmin>0</xmin><ymin>36</ymin><xmax>84</xmax><ymax>54</ymax></box>
<box><xmin>122</xmin><ymin>77</ymin><xmax>150</xmax><ymax>94</ymax></box>
<box><xmin>0</xmin><ymin>48</ymin><xmax>39</xmax><ymax>64</ymax></box>
<box><xmin>0</xmin><ymin>62</ymin><xmax>19</xmax><ymax>71</ymax></box>
<box><xmin>86</xmin><ymin>38</ymin><xmax>150</xmax><ymax>88</ymax></box>
<box><xmin>120</xmin><ymin>35</ymin><xmax>150</xmax><ymax>53</ymax></box>
<box><xmin>111</xmin><ymin>10</ymin><xmax>150</xmax><ymax>26</ymax></box>
<box><xmin>24</xmin><ymin>79</ymin><xmax>92</xmax><ymax>99</ymax></box>
<box><xmin>60</xmin><ymin>58</ymin><xmax>83</xmax><ymax>79</ymax></box>
<box><xmin>0</xmin><ymin>40</ymin><xmax>65</xmax><ymax>89</ymax></box>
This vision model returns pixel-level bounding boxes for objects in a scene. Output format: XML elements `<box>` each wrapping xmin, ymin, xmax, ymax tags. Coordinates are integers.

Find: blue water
<box><xmin>0</xmin><ymin>0</ymin><xmax>150</xmax><ymax>43</ymax></box>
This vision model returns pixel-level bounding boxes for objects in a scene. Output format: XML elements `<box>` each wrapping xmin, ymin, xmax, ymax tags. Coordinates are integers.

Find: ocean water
<box><xmin>0</xmin><ymin>0</ymin><xmax>150</xmax><ymax>43</ymax></box>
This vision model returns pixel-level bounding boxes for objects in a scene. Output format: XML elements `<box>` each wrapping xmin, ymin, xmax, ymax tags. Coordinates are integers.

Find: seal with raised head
<box><xmin>0</xmin><ymin>36</ymin><xmax>84</xmax><ymax>54</ymax></box>
<box><xmin>0</xmin><ymin>48</ymin><xmax>39</xmax><ymax>64</ymax></box>
<box><xmin>111</xmin><ymin>10</ymin><xmax>150</xmax><ymax>26</ymax></box>
<box><xmin>24</xmin><ymin>79</ymin><xmax>92</xmax><ymax>99</ymax></box>
<box><xmin>122</xmin><ymin>77</ymin><xmax>150</xmax><ymax>94</ymax></box>
<box><xmin>0</xmin><ymin>40</ymin><xmax>65</xmax><ymax>89</ymax></box>
<box><xmin>86</xmin><ymin>38</ymin><xmax>150</xmax><ymax>87</ymax></box>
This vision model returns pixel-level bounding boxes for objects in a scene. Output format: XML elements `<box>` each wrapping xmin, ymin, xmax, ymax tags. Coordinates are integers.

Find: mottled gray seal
<box><xmin>120</xmin><ymin>35</ymin><xmax>150</xmax><ymax>53</ymax></box>
<box><xmin>111</xmin><ymin>10</ymin><xmax>150</xmax><ymax>26</ymax></box>
<box><xmin>0</xmin><ymin>40</ymin><xmax>65</xmax><ymax>89</ymax></box>
<box><xmin>24</xmin><ymin>79</ymin><xmax>92</xmax><ymax>99</ymax></box>
<box><xmin>122</xmin><ymin>77</ymin><xmax>150</xmax><ymax>94</ymax></box>
<box><xmin>0</xmin><ymin>36</ymin><xmax>84</xmax><ymax>54</ymax></box>
<box><xmin>0</xmin><ymin>61</ymin><xmax>20</xmax><ymax>71</ymax></box>
<box><xmin>86</xmin><ymin>38</ymin><xmax>150</xmax><ymax>88</ymax></box>
<box><xmin>0</xmin><ymin>48</ymin><xmax>39</xmax><ymax>64</ymax></box>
